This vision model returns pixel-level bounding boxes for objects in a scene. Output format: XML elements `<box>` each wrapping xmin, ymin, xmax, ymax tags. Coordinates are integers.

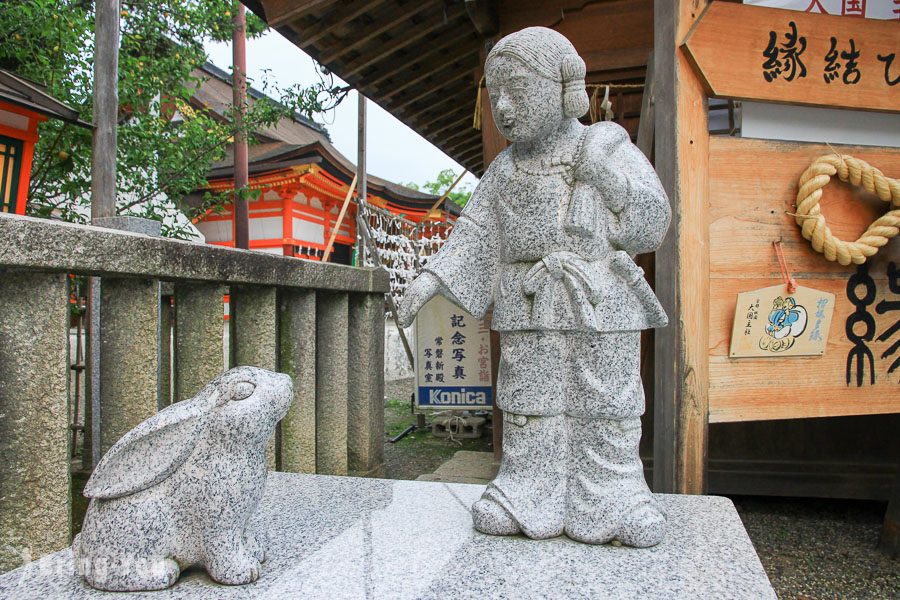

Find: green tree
<box><xmin>0</xmin><ymin>0</ymin><xmax>346</xmax><ymax>238</ymax></box>
<box><xmin>406</xmin><ymin>168</ymin><xmax>472</xmax><ymax>208</ymax></box>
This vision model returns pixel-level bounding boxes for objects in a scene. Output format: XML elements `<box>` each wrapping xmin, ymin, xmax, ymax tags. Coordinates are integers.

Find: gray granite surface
<box><xmin>1</xmin><ymin>473</ymin><xmax>775</xmax><ymax>599</ymax></box>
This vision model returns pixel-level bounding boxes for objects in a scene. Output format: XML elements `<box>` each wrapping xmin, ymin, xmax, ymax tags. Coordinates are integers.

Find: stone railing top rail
<box><xmin>0</xmin><ymin>213</ymin><xmax>390</xmax><ymax>293</ymax></box>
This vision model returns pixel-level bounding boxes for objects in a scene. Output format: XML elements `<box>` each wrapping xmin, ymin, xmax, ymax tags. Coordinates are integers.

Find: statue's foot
<box><xmin>472</xmin><ymin>499</ymin><xmax>521</xmax><ymax>536</ymax></box>
<box><xmin>564</xmin><ymin>513</ymin><xmax>616</xmax><ymax>545</ymax></box>
<box><xmin>615</xmin><ymin>503</ymin><xmax>666</xmax><ymax>548</ymax></box>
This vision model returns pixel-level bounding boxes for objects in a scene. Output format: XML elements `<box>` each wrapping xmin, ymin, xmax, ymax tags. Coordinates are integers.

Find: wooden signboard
<box><xmin>708</xmin><ymin>137</ymin><xmax>900</xmax><ymax>423</ymax></box>
<box><xmin>683</xmin><ymin>2</ymin><xmax>900</xmax><ymax>113</ymax></box>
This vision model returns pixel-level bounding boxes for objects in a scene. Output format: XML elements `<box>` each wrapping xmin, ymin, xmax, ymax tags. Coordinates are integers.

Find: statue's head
<box><xmin>485</xmin><ymin>27</ymin><xmax>589</xmax><ymax>143</ymax></box>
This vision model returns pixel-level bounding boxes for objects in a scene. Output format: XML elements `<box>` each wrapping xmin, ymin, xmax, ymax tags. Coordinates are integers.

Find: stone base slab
<box><xmin>0</xmin><ymin>473</ymin><xmax>775</xmax><ymax>599</ymax></box>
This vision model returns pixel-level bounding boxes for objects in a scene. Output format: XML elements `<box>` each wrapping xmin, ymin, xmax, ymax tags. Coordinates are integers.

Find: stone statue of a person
<box><xmin>398</xmin><ymin>27</ymin><xmax>671</xmax><ymax>547</ymax></box>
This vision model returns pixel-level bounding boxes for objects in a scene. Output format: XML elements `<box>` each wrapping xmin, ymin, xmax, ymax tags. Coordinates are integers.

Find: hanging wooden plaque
<box><xmin>682</xmin><ymin>2</ymin><xmax>900</xmax><ymax>113</ymax></box>
<box><xmin>729</xmin><ymin>284</ymin><xmax>835</xmax><ymax>358</ymax></box>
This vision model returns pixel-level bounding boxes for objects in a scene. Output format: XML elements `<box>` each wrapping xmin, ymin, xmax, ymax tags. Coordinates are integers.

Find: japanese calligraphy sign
<box><xmin>682</xmin><ymin>2</ymin><xmax>899</xmax><ymax>113</ymax></box>
<box><xmin>413</xmin><ymin>295</ymin><xmax>493</xmax><ymax>410</ymax></box>
<box><xmin>729</xmin><ymin>284</ymin><xmax>835</xmax><ymax>357</ymax></box>
<box><xmin>746</xmin><ymin>0</ymin><xmax>899</xmax><ymax>21</ymax></box>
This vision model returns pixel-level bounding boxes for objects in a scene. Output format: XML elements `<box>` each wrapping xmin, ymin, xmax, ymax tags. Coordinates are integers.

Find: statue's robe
<box><xmin>424</xmin><ymin>122</ymin><xmax>671</xmax><ymax>541</ymax></box>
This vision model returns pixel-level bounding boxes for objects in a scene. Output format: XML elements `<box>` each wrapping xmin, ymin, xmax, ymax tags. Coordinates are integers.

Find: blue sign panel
<box><xmin>417</xmin><ymin>385</ymin><xmax>493</xmax><ymax>409</ymax></box>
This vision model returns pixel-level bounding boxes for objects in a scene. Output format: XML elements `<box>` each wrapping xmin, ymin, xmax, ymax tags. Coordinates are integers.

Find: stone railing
<box><xmin>0</xmin><ymin>213</ymin><xmax>387</xmax><ymax>572</ymax></box>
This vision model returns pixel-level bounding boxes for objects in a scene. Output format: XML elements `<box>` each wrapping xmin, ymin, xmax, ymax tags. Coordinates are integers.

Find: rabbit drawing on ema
<box><xmin>73</xmin><ymin>366</ymin><xmax>292</xmax><ymax>591</ymax></box>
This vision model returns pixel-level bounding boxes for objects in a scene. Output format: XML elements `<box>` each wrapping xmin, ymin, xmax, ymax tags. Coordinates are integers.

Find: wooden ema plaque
<box><xmin>729</xmin><ymin>284</ymin><xmax>835</xmax><ymax>358</ymax></box>
<box><xmin>683</xmin><ymin>2</ymin><xmax>900</xmax><ymax>113</ymax></box>
<box><xmin>708</xmin><ymin>138</ymin><xmax>900</xmax><ymax>423</ymax></box>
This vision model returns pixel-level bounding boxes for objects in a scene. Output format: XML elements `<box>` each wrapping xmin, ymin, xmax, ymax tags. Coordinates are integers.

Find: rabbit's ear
<box><xmin>84</xmin><ymin>389</ymin><xmax>220</xmax><ymax>499</ymax></box>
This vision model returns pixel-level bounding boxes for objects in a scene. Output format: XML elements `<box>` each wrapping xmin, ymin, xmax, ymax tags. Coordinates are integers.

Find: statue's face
<box><xmin>486</xmin><ymin>54</ymin><xmax>564</xmax><ymax>143</ymax></box>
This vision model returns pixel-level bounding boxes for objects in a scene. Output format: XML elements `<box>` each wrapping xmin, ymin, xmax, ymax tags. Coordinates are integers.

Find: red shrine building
<box><xmin>184</xmin><ymin>64</ymin><xmax>461</xmax><ymax>265</ymax></box>
<box><xmin>0</xmin><ymin>69</ymin><xmax>90</xmax><ymax>215</ymax></box>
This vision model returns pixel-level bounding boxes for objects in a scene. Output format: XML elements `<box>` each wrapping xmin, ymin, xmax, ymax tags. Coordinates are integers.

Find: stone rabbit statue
<box><xmin>73</xmin><ymin>366</ymin><xmax>293</xmax><ymax>591</ymax></box>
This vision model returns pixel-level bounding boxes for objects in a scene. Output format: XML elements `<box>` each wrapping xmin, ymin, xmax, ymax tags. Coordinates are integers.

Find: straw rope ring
<box><xmin>794</xmin><ymin>154</ymin><xmax>900</xmax><ymax>266</ymax></box>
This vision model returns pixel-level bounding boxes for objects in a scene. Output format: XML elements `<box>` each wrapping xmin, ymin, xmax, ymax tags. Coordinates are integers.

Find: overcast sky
<box><xmin>204</xmin><ymin>29</ymin><xmax>480</xmax><ymax>193</ymax></box>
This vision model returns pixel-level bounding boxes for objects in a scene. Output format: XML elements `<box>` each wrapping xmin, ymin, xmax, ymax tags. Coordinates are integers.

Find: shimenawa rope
<box><xmin>793</xmin><ymin>154</ymin><xmax>900</xmax><ymax>266</ymax></box>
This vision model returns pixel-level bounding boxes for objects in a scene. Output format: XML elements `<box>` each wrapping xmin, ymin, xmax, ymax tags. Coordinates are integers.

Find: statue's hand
<box><xmin>600</xmin><ymin>170</ymin><xmax>629</xmax><ymax>214</ymax></box>
<box><xmin>397</xmin><ymin>272</ymin><xmax>441</xmax><ymax>328</ymax></box>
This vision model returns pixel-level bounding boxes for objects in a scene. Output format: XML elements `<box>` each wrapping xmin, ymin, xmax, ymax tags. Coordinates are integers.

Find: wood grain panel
<box><xmin>683</xmin><ymin>2</ymin><xmax>900</xmax><ymax>113</ymax></box>
<box><xmin>708</xmin><ymin>137</ymin><xmax>900</xmax><ymax>423</ymax></box>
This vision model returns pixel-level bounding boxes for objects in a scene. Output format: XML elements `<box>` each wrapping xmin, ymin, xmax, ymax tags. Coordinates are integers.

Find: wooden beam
<box><xmin>297</xmin><ymin>0</ymin><xmax>392</xmax><ymax>49</ymax></box>
<box><xmin>421</xmin><ymin>112</ymin><xmax>471</xmax><ymax>139</ymax></box>
<box><xmin>582</xmin><ymin>45</ymin><xmax>653</xmax><ymax>74</ymax></box>
<box><xmin>322</xmin><ymin>175</ymin><xmax>357</xmax><ymax>262</ymax></box>
<box><xmin>399</xmin><ymin>97</ymin><xmax>463</xmax><ymax>133</ymax></box>
<box><xmin>442</xmin><ymin>125</ymin><xmax>479</xmax><ymax>147</ymax></box>
<box><xmin>265</xmin><ymin>0</ymin><xmax>336</xmax><ymax>28</ymax></box>
<box><xmin>392</xmin><ymin>62</ymin><xmax>478</xmax><ymax>112</ymax></box>
<box><xmin>412</xmin><ymin>102</ymin><xmax>471</xmax><ymax>131</ymax></box>
<box><xmin>341</xmin><ymin>6</ymin><xmax>466</xmax><ymax>79</ymax></box>
<box><xmin>367</xmin><ymin>29</ymin><xmax>477</xmax><ymax>90</ymax></box>
<box><xmin>318</xmin><ymin>0</ymin><xmax>442</xmax><ymax>65</ymax></box>
<box><xmin>465</xmin><ymin>0</ymin><xmax>498</xmax><ymax>37</ymax></box>
<box><xmin>445</xmin><ymin>134</ymin><xmax>481</xmax><ymax>157</ymax></box>
<box><xmin>652</xmin><ymin>0</ymin><xmax>710</xmax><ymax>495</ymax></box>
<box><xmin>458</xmin><ymin>148</ymin><xmax>482</xmax><ymax>167</ymax></box>
<box><xmin>91</xmin><ymin>0</ymin><xmax>119</xmax><ymax>220</ymax></box>
<box><xmin>445</xmin><ymin>129</ymin><xmax>480</xmax><ymax>152</ymax></box>
<box><xmin>456</xmin><ymin>144</ymin><xmax>483</xmax><ymax>164</ymax></box>
<box><xmin>635</xmin><ymin>51</ymin><xmax>654</xmax><ymax>161</ymax></box>
<box><xmin>879</xmin><ymin>462</ymin><xmax>900</xmax><ymax>557</ymax></box>
<box><xmin>383</xmin><ymin>48</ymin><xmax>479</xmax><ymax>102</ymax></box>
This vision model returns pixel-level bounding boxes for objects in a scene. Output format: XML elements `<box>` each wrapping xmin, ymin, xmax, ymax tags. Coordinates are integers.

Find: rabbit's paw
<box><xmin>205</xmin><ymin>543</ymin><xmax>262</xmax><ymax>586</ymax></box>
<box><xmin>245</xmin><ymin>530</ymin><xmax>266</xmax><ymax>563</ymax></box>
<box><xmin>82</xmin><ymin>556</ymin><xmax>180</xmax><ymax>592</ymax></box>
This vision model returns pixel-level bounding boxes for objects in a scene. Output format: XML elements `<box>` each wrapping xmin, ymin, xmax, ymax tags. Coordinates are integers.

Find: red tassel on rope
<box><xmin>773</xmin><ymin>240</ymin><xmax>798</xmax><ymax>294</ymax></box>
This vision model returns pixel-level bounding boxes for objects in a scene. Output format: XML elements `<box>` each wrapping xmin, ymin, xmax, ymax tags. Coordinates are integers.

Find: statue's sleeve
<box><xmin>423</xmin><ymin>166</ymin><xmax>500</xmax><ymax>320</ymax></box>
<box><xmin>580</xmin><ymin>122</ymin><xmax>671</xmax><ymax>255</ymax></box>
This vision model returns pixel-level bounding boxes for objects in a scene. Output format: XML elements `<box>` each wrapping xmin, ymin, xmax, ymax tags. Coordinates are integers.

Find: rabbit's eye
<box><xmin>230</xmin><ymin>381</ymin><xmax>256</xmax><ymax>401</ymax></box>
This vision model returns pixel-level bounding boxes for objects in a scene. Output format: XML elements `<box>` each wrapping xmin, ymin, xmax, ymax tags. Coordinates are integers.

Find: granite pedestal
<box><xmin>0</xmin><ymin>473</ymin><xmax>775</xmax><ymax>599</ymax></box>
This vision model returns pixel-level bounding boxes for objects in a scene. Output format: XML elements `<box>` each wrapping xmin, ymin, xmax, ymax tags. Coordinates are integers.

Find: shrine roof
<box><xmin>190</xmin><ymin>63</ymin><xmax>461</xmax><ymax>216</ymax></box>
<box><xmin>0</xmin><ymin>69</ymin><xmax>91</xmax><ymax>128</ymax></box>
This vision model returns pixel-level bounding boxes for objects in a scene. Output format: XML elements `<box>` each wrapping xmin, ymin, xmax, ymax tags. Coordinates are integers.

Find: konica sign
<box><xmin>417</xmin><ymin>386</ymin><xmax>493</xmax><ymax>408</ymax></box>
<box><xmin>413</xmin><ymin>296</ymin><xmax>494</xmax><ymax>410</ymax></box>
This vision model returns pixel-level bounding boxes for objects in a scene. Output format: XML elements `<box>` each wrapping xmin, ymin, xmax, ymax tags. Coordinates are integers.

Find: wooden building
<box><xmin>0</xmin><ymin>69</ymin><xmax>90</xmax><ymax>215</ymax></box>
<box><xmin>185</xmin><ymin>63</ymin><xmax>460</xmax><ymax>264</ymax></box>
<box><xmin>242</xmin><ymin>0</ymin><xmax>900</xmax><ymax>535</ymax></box>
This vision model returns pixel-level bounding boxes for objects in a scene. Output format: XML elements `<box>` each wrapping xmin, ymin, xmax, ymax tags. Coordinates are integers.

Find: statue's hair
<box><xmin>487</xmin><ymin>27</ymin><xmax>589</xmax><ymax>119</ymax></box>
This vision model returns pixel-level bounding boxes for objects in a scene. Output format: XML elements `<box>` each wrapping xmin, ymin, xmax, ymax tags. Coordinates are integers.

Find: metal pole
<box><xmin>232</xmin><ymin>1</ymin><xmax>250</xmax><ymax>250</ymax></box>
<box><xmin>91</xmin><ymin>0</ymin><xmax>119</xmax><ymax>220</ymax></box>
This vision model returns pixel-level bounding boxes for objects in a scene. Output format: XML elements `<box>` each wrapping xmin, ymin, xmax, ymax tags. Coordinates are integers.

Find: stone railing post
<box><xmin>92</xmin><ymin>216</ymin><xmax>161</xmax><ymax>460</ymax></box>
<box><xmin>174</xmin><ymin>283</ymin><xmax>227</xmax><ymax>403</ymax></box>
<box><xmin>315</xmin><ymin>292</ymin><xmax>349</xmax><ymax>475</ymax></box>
<box><xmin>98</xmin><ymin>276</ymin><xmax>160</xmax><ymax>456</ymax></box>
<box><xmin>348</xmin><ymin>293</ymin><xmax>385</xmax><ymax>476</ymax></box>
<box><xmin>279</xmin><ymin>290</ymin><xmax>317</xmax><ymax>474</ymax></box>
<box><xmin>0</xmin><ymin>273</ymin><xmax>70</xmax><ymax>571</ymax></box>
<box><xmin>230</xmin><ymin>286</ymin><xmax>279</xmax><ymax>468</ymax></box>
